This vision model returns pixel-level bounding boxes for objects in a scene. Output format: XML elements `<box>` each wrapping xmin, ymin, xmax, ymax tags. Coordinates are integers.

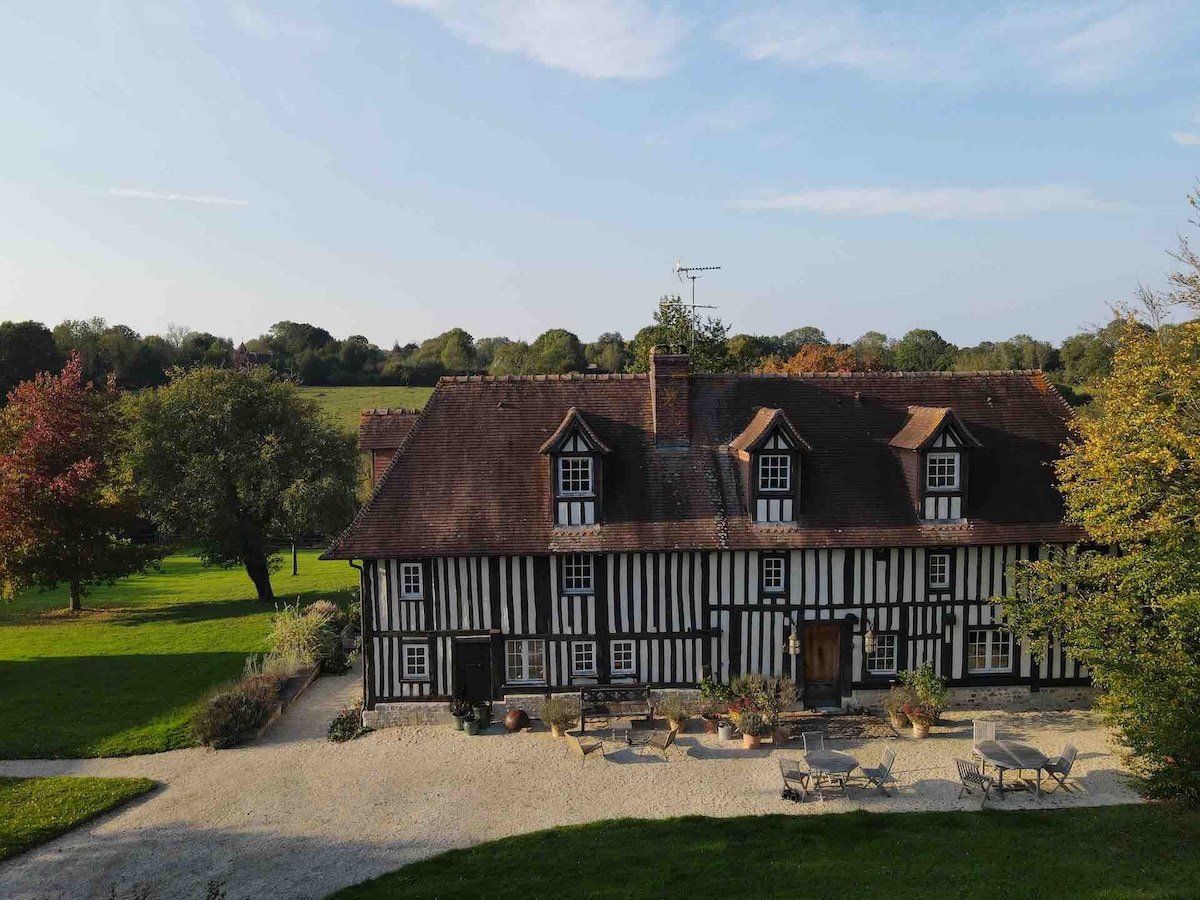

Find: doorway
<box><xmin>803</xmin><ymin>623</ymin><xmax>842</xmax><ymax>708</ymax></box>
<box><xmin>453</xmin><ymin>640</ymin><xmax>492</xmax><ymax>702</ymax></box>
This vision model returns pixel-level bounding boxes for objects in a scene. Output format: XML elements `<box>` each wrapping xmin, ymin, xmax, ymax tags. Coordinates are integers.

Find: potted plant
<box><xmin>463</xmin><ymin>713</ymin><xmax>480</xmax><ymax>736</ymax></box>
<box><xmin>699</xmin><ymin>698</ymin><xmax>723</xmax><ymax>734</ymax></box>
<box><xmin>717</xmin><ymin>720</ymin><xmax>735</xmax><ymax>741</ymax></box>
<box><xmin>883</xmin><ymin>685</ymin><xmax>916</xmax><ymax>731</ymax></box>
<box><xmin>739</xmin><ymin>711</ymin><xmax>768</xmax><ymax>749</ymax></box>
<box><xmin>448</xmin><ymin>697</ymin><xmax>471</xmax><ymax>731</ymax></box>
<box><xmin>903</xmin><ymin>701</ymin><xmax>936</xmax><ymax>739</ymax></box>
<box><xmin>757</xmin><ymin>676</ymin><xmax>799</xmax><ymax>745</ymax></box>
<box><xmin>539</xmin><ymin>696</ymin><xmax>577</xmax><ymax>738</ymax></box>
<box><xmin>472</xmin><ymin>701</ymin><xmax>493</xmax><ymax>729</ymax></box>
<box><xmin>899</xmin><ymin>662</ymin><xmax>949</xmax><ymax>722</ymax></box>
<box><xmin>657</xmin><ymin>695</ymin><xmax>692</xmax><ymax>733</ymax></box>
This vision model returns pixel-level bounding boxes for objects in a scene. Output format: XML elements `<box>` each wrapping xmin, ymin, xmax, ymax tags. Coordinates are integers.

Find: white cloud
<box><xmin>1171</xmin><ymin>131</ymin><xmax>1200</xmax><ymax>145</ymax></box>
<box><xmin>719</xmin><ymin>2</ymin><xmax>1165</xmax><ymax>88</ymax></box>
<box><xmin>736</xmin><ymin>185</ymin><xmax>1110</xmax><ymax>218</ymax></box>
<box><xmin>391</xmin><ymin>0</ymin><xmax>684</xmax><ymax>80</ymax></box>
<box><xmin>109</xmin><ymin>188</ymin><xmax>249</xmax><ymax>207</ymax></box>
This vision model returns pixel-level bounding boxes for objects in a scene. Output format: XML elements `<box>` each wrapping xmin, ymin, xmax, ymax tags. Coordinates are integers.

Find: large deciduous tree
<box><xmin>127</xmin><ymin>366</ymin><xmax>358</xmax><ymax>600</ymax></box>
<box><xmin>630</xmin><ymin>295</ymin><xmax>730</xmax><ymax>373</ymax></box>
<box><xmin>892</xmin><ymin>328</ymin><xmax>956</xmax><ymax>371</ymax></box>
<box><xmin>0</xmin><ymin>354</ymin><xmax>162</xmax><ymax>611</ymax></box>
<box><xmin>0</xmin><ymin>321</ymin><xmax>62</xmax><ymax>401</ymax></box>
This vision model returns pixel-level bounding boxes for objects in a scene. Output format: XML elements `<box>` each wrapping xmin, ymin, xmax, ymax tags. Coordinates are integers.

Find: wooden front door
<box><xmin>803</xmin><ymin>624</ymin><xmax>842</xmax><ymax>708</ymax></box>
<box><xmin>454</xmin><ymin>640</ymin><xmax>492</xmax><ymax>703</ymax></box>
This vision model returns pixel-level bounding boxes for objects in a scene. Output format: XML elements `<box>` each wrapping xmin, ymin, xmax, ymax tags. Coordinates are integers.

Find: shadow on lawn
<box><xmin>111</xmin><ymin>589</ymin><xmax>346</xmax><ymax>628</ymax></box>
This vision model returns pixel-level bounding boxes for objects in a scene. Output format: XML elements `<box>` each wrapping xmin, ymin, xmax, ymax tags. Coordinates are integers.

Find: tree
<box><xmin>584</xmin><ymin>333</ymin><xmax>630</xmax><ymax>373</ymax></box>
<box><xmin>0</xmin><ymin>321</ymin><xmax>62</xmax><ymax>401</ymax></box>
<box><xmin>127</xmin><ymin>366</ymin><xmax>358</xmax><ymax>600</ymax></box>
<box><xmin>475</xmin><ymin>337</ymin><xmax>512</xmax><ymax>370</ymax></box>
<box><xmin>630</xmin><ymin>296</ymin><xmax>730</xmax><ymax>373</ymax></box>
<box><xmin>278</xmin><ymin>475</ymin><xmax>358</xmax><ymax>577</ymax></box>
<box><xmin>438</xmin><ymin>328</ymin><xmax>478</xmax><ymax>372</ymax></box>
<box><xmin>892</xmin><ymin>328</ymin><xmax>956</xmax><ymax>371</ymax></box>
<box><xmin>852</xmin><ymin>330</ymin><xmax>894</xmax><ymax>370</ymax></box>
<box><xmin>528</xmin><ymin>329</ymin><xmax>586</xmax><ymax>374</ymax></box>
<box><xmin>489</xmin><ymin>341</ymin><xmax>531</xmax><ymax>375</ymax></box>
<box><xmin>780</xmin><ymin>326</ymin><xmax>829</xmax><ymax>353</ymax></box>
<box><xmin>0</xmin><ymin>354</ymin><xmax>162</xmax><ymax>611</ymax></box>
<box><xmin>759</xmin><ymin>344</ymin><xmax>864</xmax><ymax>374</ymax></box>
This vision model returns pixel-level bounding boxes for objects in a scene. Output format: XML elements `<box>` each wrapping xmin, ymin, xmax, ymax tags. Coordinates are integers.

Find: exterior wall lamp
<box><xmin>863</xmin><ymin>617</ymin><xmax>877</xmax><ymax>655</ymax></box>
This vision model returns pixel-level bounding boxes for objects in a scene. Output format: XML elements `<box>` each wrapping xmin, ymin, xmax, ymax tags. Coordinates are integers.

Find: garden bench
<box><xmin>579</xmin><ymin>685</ymin><xmax>652</xmax><ymax>733</ymax></box>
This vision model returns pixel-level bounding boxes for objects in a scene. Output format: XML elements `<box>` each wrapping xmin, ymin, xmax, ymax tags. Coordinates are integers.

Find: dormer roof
<box><xmin>358</xmin><ymin>408</ymin><xmax>421</xmax><ymax>451</ymax></box>
<box><xmin>539</xmin><ymin>407</ymin><xmax>611</xmax><ymax>455</ymax></box>
<box><xmin>729</xmin><ymin>407</ymin><xmax>813</xmax><ymax>454</ymax></box>
<box><xmin>889</xmin><ymin>406</ymin><xmax>983</xmax><ymax>451</ymax></box>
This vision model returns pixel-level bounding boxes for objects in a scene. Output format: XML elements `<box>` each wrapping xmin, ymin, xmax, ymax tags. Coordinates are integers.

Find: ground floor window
<box><xmin>611</xmin><ymin>639</ymin><xmax>636</xmax><ymax>676</ymax></box>
<box><xmin>571</xmin><ymin>641</ymin><xmax>597</xmax><ymax>676</ymax></box>
<box><xmin>866</xmin><ymin>633</ymin><xmax>899</xmax><ymax>675</ymax></box>
<box><xmin>506</xmin><ymin>639</ymin><xmax>546</xmax><ymax>684</ymax></box>
<box><xmin>403</xmin><ymin>643</ymin><xmax>429</xmax><ymax>680</ymax></box>
<box><xmin>967</xmin><ymin>629</ymin><xmax>1012</xmax><ymax>674</ymax></box>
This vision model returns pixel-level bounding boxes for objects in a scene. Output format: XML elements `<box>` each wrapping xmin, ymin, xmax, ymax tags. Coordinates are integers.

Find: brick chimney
<box><xmin>650</xmin><ymin>348</ymin><xmax>691</xmax><ymax>447</ymax></box>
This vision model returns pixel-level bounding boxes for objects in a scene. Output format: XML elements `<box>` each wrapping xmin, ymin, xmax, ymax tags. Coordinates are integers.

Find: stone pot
<box><xmin>911</xmin><ymin>722</ymin><xmax>931</xmax><ymax>739</ymax></box>
<box><xmin>464</xmin><ymin>716</ymin><xmax>480</xmax><ymax>736</ymax></box>
<box><xmin>504</xmin><ymin>708</ymin><xmax>530</xmax><ymax>732</ymax></box>
<box><xmin>702</xmin><ymin>716</ymin><xmax>720</xmax><ymax>734</ymax></box>
<box><xmin>451</xmin><ymin>714</ymin><xmax>467</xmax><ymax>732</ymax></box>
<box><xmin>742</xmin><ymin>732</ymin><xmax>762</xmax><ymax>750</ymax></box>
<box><xmin>888</xmin><ymin>711</ymin><xmax>909</xmax><ymax>731</ymax></box>
<box><xmin>472</xmin><ymin>703</ymin><xmax>492</xmax><ymax>728</ymax></box>
<box><xmin>718</xmin><ymin>721</ymin><xmax>735</xmax><ymax>741</ymax></box>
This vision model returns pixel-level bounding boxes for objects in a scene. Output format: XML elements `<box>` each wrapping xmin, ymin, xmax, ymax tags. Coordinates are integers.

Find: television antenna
<box><xmin>673</xmin><ymin>259</ymin><xmax>721</xmax><ymax>355</ymax></box>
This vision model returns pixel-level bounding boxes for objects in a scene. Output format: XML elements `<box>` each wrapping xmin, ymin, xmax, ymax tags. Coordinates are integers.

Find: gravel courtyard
<box><xmin>0</xmin><ymin>664</ymin><xmax>1138</xmax><ymax>900</ymax></box>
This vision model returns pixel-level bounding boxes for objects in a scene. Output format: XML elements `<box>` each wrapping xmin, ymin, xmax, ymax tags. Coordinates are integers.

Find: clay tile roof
<box><xmin>889</xmin><ymin>406</ymin><xmax>984</xmax><ymax>450</ymax></box>
<box><xmin>357</xmin><ymin>409</ymin><xmax>421</xmax><ymax>451</ymax></box>
<box><xmin>538</xmin><ymin>407</ymin><xmax>612</xmax><ymax>455</ymax></box>
<box><xmin>729</xmin><ymin>407</ymin><xmax>813</xmax><ymax>453</ymax></box>
<box><xmin>324</xmin><ymin>370</ymin><xmax>1082</xmax><ymax>560</ymax></box>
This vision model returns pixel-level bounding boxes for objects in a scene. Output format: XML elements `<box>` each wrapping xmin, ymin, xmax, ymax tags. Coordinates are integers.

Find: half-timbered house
<box><xmin>323</xmin><ymin>351</ymin><xmax>1090</xmax><ymax>723</ymax></box>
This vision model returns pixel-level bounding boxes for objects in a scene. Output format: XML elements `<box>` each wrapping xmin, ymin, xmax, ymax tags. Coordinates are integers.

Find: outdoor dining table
<box><xmin>803</xmin><ymin>749</ymin><xmax>860</xmax><ymax>790</ymax></box>
<box><xmin>974</xmin><ymin>740</ymin><xmax>1049</xmax><ymax>796</ymax></box>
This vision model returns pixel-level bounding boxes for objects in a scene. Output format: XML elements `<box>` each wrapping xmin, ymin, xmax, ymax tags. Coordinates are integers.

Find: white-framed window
<box><xmin>761</xmin><ymin>555</ymin><xmax>786</xmax><ymax>593</ymax></box>
<box><xmin>506</xmin><ymin>639</ymin><xmax>546</xmax><ymax>684</ymax></box>
<box><xmin>967</xmin><ymin>629</ymin><xmax>1013</xmax><ymax>674</ymax></box>
<box><xmin>558</xmin><ymin>456</ymin><xmax>593</xmax><ymax>495</ymax></box>
<box><xmin>611</xmin><ymin>639</ymin><xmax>636</xmax><ymax>676</ymax></box>
<box><xmin>562</xmin><ymin>554</ymin><xmax>593</xmax><ymax>593</ymax></box>
<box><xmin>571</xmin><ymin>641</ymin><xmax>597</xmax><ymax>676</ymax></box>
<box><xmin>926</xmin><ymin>452</ymin><xmax>959</xmax><ymax>491</ymax></box>
<box><xmin>758</xmin><ymin>453</ymin><xmax>791</xmax><ymax>492</ymax></box>
<box><xmin>866</xmin><ymin>633</ymin><xmax>899</xmax><ymax>675</ymax></box>
<box><xmin>399</xmin><ymin>561</ymin><xmax>423</xmax><ymax>599</ymax></box>
<box><xmin>928</xmin><ymin>552</ymin><xmax>951</xmax><ymax>590</ymax></box>
<box><xmin>403</xmin><ymin>643</ymin><xmax>429</xmax><ymax>680</ymax></box>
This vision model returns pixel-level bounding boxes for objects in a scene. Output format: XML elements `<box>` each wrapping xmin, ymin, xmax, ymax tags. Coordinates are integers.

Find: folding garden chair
<box><xmin>860</xmin><ymin>746</ymin><xmax>899</xmax><ymax>796</ymax></box>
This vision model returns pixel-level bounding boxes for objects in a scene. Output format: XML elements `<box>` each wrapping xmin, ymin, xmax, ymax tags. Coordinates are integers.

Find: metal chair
<box><xmin>972</xmin><ymin>720</ymin><xmax>997</xmax><ymax>771</ymax></box>
<box><xmin>955</xmin><ymin>758</ymin><xmax>993</xmax><ymax>804</ymax></box>
<box><xmin>1043</xmin><ymin>743</ymin><xmax>1078</xmax><ymax>792</ymax></box>
<box><xmin>860</xmin><ymin>746</ymin><xmax>899</xmax><ymax>795</ymax></box>
<box><xmin>640</xmin><ymin>727</ymin><xmax>679</xmax><ymax>760</ymax></box>
<box><xmin>564</xmin><ymin>732</ymin><xmax>606</xmax><ymax>763</ymax></box>
<box><xmin>779</xmin><ymin>759</ymin><xmax>811</xmax><ymax>803</ymax></box>
<box><xmin>801</xmin><ymin>731</ymin><xmax>824</xmax><ymax>753</ymax></box>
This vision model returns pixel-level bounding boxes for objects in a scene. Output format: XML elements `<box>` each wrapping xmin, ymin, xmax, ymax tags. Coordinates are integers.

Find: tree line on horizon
<box><xmin>1</xmin><ymin>297</ymin><xmax>1129</xmax><ymax>405</ymax></box>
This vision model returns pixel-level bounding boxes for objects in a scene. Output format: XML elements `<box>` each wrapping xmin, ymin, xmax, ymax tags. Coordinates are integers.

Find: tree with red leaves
<box><xmin>0</xmin><ymin>353</ymin><xmax>163</xmax><ymax>611</ymax></box>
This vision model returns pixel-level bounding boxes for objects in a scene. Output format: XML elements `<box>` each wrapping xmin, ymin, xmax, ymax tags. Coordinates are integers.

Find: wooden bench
<box><xmin>579</xmin><ymin>685</ymin><xmax>652</xmax><ymax>733</ymax></box>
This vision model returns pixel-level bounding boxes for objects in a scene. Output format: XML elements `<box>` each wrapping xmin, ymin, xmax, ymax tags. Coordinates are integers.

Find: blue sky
<box><xmin>1</xmin><ymin>1</ymin><xmax>1198</xmax><ymax>348</ymax></box>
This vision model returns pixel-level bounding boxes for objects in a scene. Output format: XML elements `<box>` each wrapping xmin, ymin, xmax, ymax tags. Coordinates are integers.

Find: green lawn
<box><xmin>298</xmin><ymin>386</ymin><xmax>433</xmax><ymax>433</ymax></box>
<box><xmin>333</xmin><ymin>804</ymin><xmax>1199</xmax><ymax>899</ymax></box>
<box><xmin>0</xmin><ymin>551</ymin><xmax>357</xmax><ymax>759</ymax></box>
<box><xmin>0</xmin><ymin>776</ymin><xmax>156</xmax><ymax>861</ymax></box>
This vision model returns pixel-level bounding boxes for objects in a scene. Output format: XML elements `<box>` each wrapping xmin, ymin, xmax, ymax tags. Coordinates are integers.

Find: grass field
<box><xmin>0</xmin><ymin>776</ymin><xmax>156</xmax><ymax>861</ymax></box>
<box><xmin>334</xmin><ymin>804</ymin><xmax>1199</xmax><ymax>899</ymax></box>
<box><xmin>0</xmin><ymin>551</ymin><xmax>357</xmax><ymax>759</ymax></box>
<box><xmin>298</xmin><ymin>386</ymin><xmax>433</xmax><ymax>433</ymax></box>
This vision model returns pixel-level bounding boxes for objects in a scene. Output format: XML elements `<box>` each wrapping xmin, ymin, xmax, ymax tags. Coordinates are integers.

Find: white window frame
<box><xmin>926</xmin><ymin>451</ymin><xmax>960</xmax><ymax>491</ymax></box>
<box><xmin>399</xmin><ymin>561</ymin><xmax>423</xmax><ymax>599</ymax></box>
<box><xmin>402</xmin><ymin>643</ymin><xmax>429</xmax><ymax>680</ymax></box>
<box><xmin>866</xmin><ymin>633</ymin><xmax>899</xmax><ymax>675</ymax></box>
<box><xmin>571</xmin><ymin>641</ymin><xmax>597</xmax><ymax>676</ymax></box>
<box><xmin>967</xmin><ymin>629</ymin><xmax>1013</xmax><ymax>674</ymax></box>
<box><xmin>928</xmin><ymin>552</ymin><xmax>951</xmax><ymax>590</ymax></box>
<box><xmin>562</xmin><ymin>554</ymin><xmax>593</xmax><ymax>594</ymax></box>
<box><xmin>557</xmin><ymin>456</ymin><xmax>593</xmax><ymax>496</ymax></box>
<box><xmin>505</xmin><ymin>639</ymin><xmax>546</xmax><ymax>684</ymax></box>
<box><xmin>758</xmin><ymin>453</ymin><xmax>792</xmax><ymax>492</ymax></box>
<box><xmin>611</xmin><ymin>639</ymin><xmax>636</xmax><ymax>676</ymax></box>
<box><xmin>761</xmin><ymin>555</ymin><xmax>786</xmax><ymax>594</ymax></box>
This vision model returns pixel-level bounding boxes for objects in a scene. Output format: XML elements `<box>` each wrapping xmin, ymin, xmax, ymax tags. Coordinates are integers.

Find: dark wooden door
<box><xmin>454</xmin><ymin>640</ymin><xmax>492</xmax><ymax>702</ymax></box>
<box><xmin>803</xmin><ymin>624</ymin><xmax>841</xmax><ymax>707</ymax></box>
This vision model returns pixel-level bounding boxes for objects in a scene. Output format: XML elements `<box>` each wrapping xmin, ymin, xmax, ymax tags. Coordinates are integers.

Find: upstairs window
<box><xmin>562</xmin><ymin>554</ymin><xmax>593</xmax><ymax>594</ymax></box>
<box><xmin>759</xmin><ymin>454</ymin><xmax>792</xmax><ymax>492</ymax></box>
<box><xmin>558</xmin><ymin>456</ymin><xmax>593</xmax><ymax>495</ymax></box>
<box><xmin>928</xmin><ymin>552</ymin><xmax>951</xmax><ymax>590</ymax></box>
<box><xmin>400</xmin><ymin>562</ymin><xmax>423</xmax><ymax>599</ymax></box>
<box><xmin>761</xmin><ymin>554</ymin><xmax>786</xmax><ymax>594</ymax></box>
<box><xmin>926</xmin><ymin>452</ymin><xmax>959</xmax><ymax>491</ymax></box>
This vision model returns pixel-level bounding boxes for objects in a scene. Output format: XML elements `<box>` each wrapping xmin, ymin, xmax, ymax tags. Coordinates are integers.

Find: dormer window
<box><xmin>730</xmin><ymin>408</ymin><xmax>812</xmax><ymax>526</ymax></box>
<box><xmin>926</xmin><ymin>452</ymin><xmax>959</xmax><ymax>491</ymax></box>
<box><xmin>889</xmin><ymin>406</ymin><xmax>982</xmax><ymax>523</ymax></box>
<box><xmin>759</xmin><ymin>454</ymin><xmax>792</xmax><ymax>492</ymax></box>
<box><xmin>540</xmin><ymin>407</ymin><xmax>611</xmax><ymax>528</ymax></box>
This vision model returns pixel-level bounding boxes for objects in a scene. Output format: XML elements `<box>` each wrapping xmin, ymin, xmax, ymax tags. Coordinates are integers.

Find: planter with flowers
<box><xmin>883</xmin><ymin>685</ymin><xmax>916</xmax><ymax>731</ymax></box>
<box><xmin>903</xmin><ymin>701</ymin><xmax>937</xmax><ymax>739</ymax></box>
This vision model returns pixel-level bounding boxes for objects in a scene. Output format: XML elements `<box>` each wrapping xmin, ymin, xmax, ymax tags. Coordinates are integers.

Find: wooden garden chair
<box><xmin>1043</xmin><ymin>743</ymin><xmax>1078</xmax><ymax>793</ymax></box>
<box><xmin>565</xmin><ymin>732</ymin><xmax>606</xmax><ymax>763</ymax></box>
<box><xmin>779</xmin><ymin>758</ymin><xmax>811</xmax><ymax>803</ymax></box>
<box><xmin>639</xmin><ymin>727</ymin><xmax>679</xmax><ymax>760</ymax></box>
<box><xmin>859</xmin><ymin>746</ymin><xmax>899</xmax><ymax>796</ymax></box>
<box><xmin>972</xmin><ymin>720</ymin><xmax>997</xmax><ymax>772</ymax></box>
<box><xmin>955</xmin><ymin>758</ymin><xmax>993</xmax><ymax>805</ymax></box>
<box><xmin>801</xmin><ymin>731</ymin><xmax>824</xmax><ymax>753</ymax></box>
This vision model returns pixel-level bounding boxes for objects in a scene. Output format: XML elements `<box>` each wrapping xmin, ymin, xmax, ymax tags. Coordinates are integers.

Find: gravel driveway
<box><xmin>0</xmin><ymin>665</ymin><xmax>1138</xmax><ymax>900</ymax></box>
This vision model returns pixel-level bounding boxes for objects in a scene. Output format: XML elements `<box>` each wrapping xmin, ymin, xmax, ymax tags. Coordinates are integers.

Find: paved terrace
<box><xmin>0</xmin><ymin>665</ymin><xmax>1137</xmax><ymax>900</ymax></box>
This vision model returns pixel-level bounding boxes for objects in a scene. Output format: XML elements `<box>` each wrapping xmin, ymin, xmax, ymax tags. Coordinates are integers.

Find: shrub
<box><xmin>739</xmin><ymin>711</ymin><xmax>768</xmax><ymax>737</ymax></box>
<box><xmin>539</xmin><ymin>697</ymin><xmax>578</xmax><ymax>732</ymax></box>
<box><xmin>699</xmin><ymin>697</ymin><xmax>725</xmax><ymax>720</ymax></box>
<box><xmin>657</xmin><ymin>694</ymin><xmax>692</xmax><ymax>724</ymax></box>
<box><xmin>192</xmin><ymin>679</ymin><xmax>279</xmax><ymax>749</ymax></box>
<box><xmin>328</xmin><ymin>702</ymin><xmax>371</xmax><ymax>743</ymax></box>
<box><xmin>448</xmin><ymin>697</ymin><xmax>471</xmax><ymax>717</ymax></box>
<box><xmin>269</xmin><ymin>602</ymin><xmax>338</xmax><ymax>669</ymax></box>
<box><xmin>262</xmin><ymin>650</ymin><xmax>308</xmax><ymax>681</ymax></box>
<box><xmin>306</xmin><ymin>598</ymin><xmax>347</xmax><ymax>630</ymax></box>
<box><xmin>883</xmin><ymin>684</ymin><xmax>917</xmax><ymax>716</ymax></box>
<box><xmin>903</xmin><ymin>701</ymin><xmax>937</xmax><ymax>727</ymax></box>
<box><xmin>899</xmin><ymin>662</ymin><xmax>949</xmax><ymax>713</ymax></box>
<box><xmin>699</xmin><ymin>672</ymin><xmax>734</xmax><ymax>705</ymax></box>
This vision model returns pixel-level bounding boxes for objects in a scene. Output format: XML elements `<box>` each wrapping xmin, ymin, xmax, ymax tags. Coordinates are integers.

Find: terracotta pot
<box><xmin>888</xmin><ymin>711</ymin><xmax>908</xmax><ymax>730</ymax></box>
<box><xmin>911</xmin><ymin>722</ymin><xmax>930</xmax><ymax>739</ymax></box>
<box><xmin>702</xmin><ymin>717</ymin><xmax>719</xmax><ymax>734</ymax></box>
<box><xmin>669</xmin><ymin>718</ymin><xmax>688</xmax><ymax>733</ymax></box>
<box><xmin>550</xmin><ymin>724</ymin><xmax>566</xmax><ymax>738</ymax></box>
<box><xmin>742</xmin><ymin>733</ymin><xmax>762</xmax><ymax>750</ymax></box>
<box><xmin>504</xmin><ymin>709</ymin><xmax>530</xmax><ymax>732</ymax></box>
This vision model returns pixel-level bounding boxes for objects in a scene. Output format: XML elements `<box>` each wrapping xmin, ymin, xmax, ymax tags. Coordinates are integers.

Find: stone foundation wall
<box><xmin>851</xmin><ymin>684</ymin><xmax>1097</xmax><ymax>713</ymax></box>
